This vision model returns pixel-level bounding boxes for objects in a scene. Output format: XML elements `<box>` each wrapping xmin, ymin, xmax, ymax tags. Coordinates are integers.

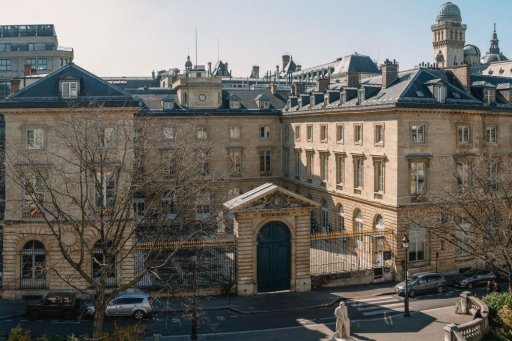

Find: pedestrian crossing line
<box><xmin>363</xmin><ymin>308</ymin><xmax>404</xmax><ymax>316</ymax></box>
<box><xmin>357</xmin><ymin>302</ymin><xmax>404</xmax><ymax>312</ymax></box>
<box><xmin>350</xmin><ymin>295</ymin><xmax>395</xmax><ymax>303</ymax></box>
<box><xmin>347</xmin><ymin>298</ymin><xmax>397</xmax><ymax>307</ymax></box>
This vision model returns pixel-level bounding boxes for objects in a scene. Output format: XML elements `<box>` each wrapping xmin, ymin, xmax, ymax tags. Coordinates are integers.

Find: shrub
<box><xmin>8</xmin><ymin>325</ymin><xmax>30</xmax><ymax>341</ymax></box>
<box><xmin>498</xmin><ymin>305</ymin><xmax>512</xmax><ymax>327</ymax></box>
<box><xmin>112</xmin><ymin>323</ymin><xmax>144</xmax><ymax>341</ymax></box>
<box><xmin>483</xmin><ymin>293</ymin><xmax>512</xmax><ymax>316</ymax></box>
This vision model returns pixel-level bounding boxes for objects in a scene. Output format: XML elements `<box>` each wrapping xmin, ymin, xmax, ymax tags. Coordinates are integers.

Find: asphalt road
<box><xmin>0</xmin><ymin>284</ymin><xmax>497</xmax><ymax>338</ymax></box>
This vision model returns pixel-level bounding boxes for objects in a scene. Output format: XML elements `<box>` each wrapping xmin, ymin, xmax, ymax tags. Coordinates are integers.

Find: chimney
<box><xmin>316</xmin><ymin>78</ymin><xmax>330</xmax><ymax>92</ymax></box>
<box><xmin>296</xmin><ymin>64</ymin><xmax>302</xmax><ymax>72</ymax></box>
<box><xmin>208</xmin><ymin>62</ymin><xmax>212</xmax><ymax>76</ymax></box>
<box><xmin>282</xmin><ymin>55</ymin><xmax>290</xmax><ymax>69</ymax></box>
<box><xmin>381</xmin><ymin>58</ymin><xmax>399</xmax><ymax>89</ymax></box>
<box><xmin>446</xmin><ymin>64</ymin><xmax>470</xmax><ymax>89</ymax></box>
<box><xmin>10</xmin><ymin>79</ymin><xmax>20</xmax><ymax>93</ymax></box>
<box><xmin>270</xmin><ymin>83</ymin><xmax>277</xmax><ymax>95</ymax></box>
<box><xmin>152</xmin><ymin>70</ymin><xmax>155</xmax><ymax>79</ymax></box>
<box><xmin>24</xmin><ymin>64</ymin><xmax>32</xmax><ymax>77</ymax></box>
<box><xmin>292</xmin><ymin>83</ymin><xmax>306</xmax><ymax>96</ymax></box>
<box><xmin>224</xmin><ymin>62</ymin><xmax>229</xmax><ymax>75</ymax></box>
<box><xmin>251</xmin><ymin>65</ymin><xmax>260</xmax><ymax>79</ymax></box>
<box><xmin>347</xmin><ymin>72</ymin><xmax>360</xmax><ymax>87</ymax></box>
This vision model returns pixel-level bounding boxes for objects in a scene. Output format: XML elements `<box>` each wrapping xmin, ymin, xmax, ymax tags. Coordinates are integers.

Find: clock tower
<box><xmin>172</xmin><ymin>64</ymin><xmax>223</xmax><ymax>109</ymax></box>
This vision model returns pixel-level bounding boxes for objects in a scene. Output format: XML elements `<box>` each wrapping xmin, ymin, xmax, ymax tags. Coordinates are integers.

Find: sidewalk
<box><xmin>0</xmin><ymin>300</ymin><xmax>28</xmax><ymax>320</ymax></box>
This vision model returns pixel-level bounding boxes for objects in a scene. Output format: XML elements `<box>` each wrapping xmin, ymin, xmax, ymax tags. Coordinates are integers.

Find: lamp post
<box><xmin>435</xmin><ymin>251</ymin><xmax>439</xmax><ymax>273</ymax></box>
<box><xmin>403</xmin><ymin>235</ymin><xmax>410</xmax><ymax>317</ymax></box>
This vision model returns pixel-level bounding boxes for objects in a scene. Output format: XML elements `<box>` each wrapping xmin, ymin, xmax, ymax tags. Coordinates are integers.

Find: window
<box><xmin>260</xmin><ymin>126</ymin><xmax>270</xmax><ymax>138</ymax></box>
<box><xmin>408</xmin><ymin>225</ymin><xmax>426</xmax><ymax>262</ymax></box>
<box><xmin>162</xmin><ymin>152</ymin><xmax>177</xmax><ymax>178</ymax></box>
<box><xmin>354</xmin><ymin>124</ymin><xmax>363</xmax><ymax>145</ymax></box>
<box><xmin>21</xmin><ymin>240</ymin><xmax>46</xmax><ymax>288</ymax></box>
<box><xmin>259</xmin><ymin>150</ymin><xmax>271</xmax><ymax>174</ymax></box>
<box><xmin>61</xmin><ymin>81</ymin><xmax>78</xmax><ymax>98</ymax></box>
<box><xmin>411</xmin><ymin>124</ymin><xmax>426</xmax><ymax>143</ymax></box>
<box><xmin>354</xmin><ymin>157</ymin><xmax>364</xmax><ymax>189</ymax></box>
<box><xmin>321</xmin><ymin>200</ymin><xmax>329</xmax><ymax>233</ymax></box>
<box><xmin>487</xmin><ymin>161</ymin><xmax>499</xmax><ymax>190</ymax></box>
<box><xmin>0</xmin><ymin>81</ymin><xmax>10</xmax><ymax>99</ymax></box>
<box><xmin>306</xmin><ymin>125</ymin><xmax>313</xmax><ymax>141</ymax></box>
<box><xmin>433</xmin><ymin>85</ymin><xmax>446</xmax><ymax>103</ymax></box>
<box><xmin>320</xmin><ymin>152</ymin><xmax>328</xmax><ymax>183</ymax></box>
<box><xmin>28</xmin><ymin>43</ymin><xmax>35</xmax><ymax>51</ymax></box>
<box><xmin>195</xmin><ymin>190</ymin><xmax>211</xmax><ymax>220</ymax></box>
<box><xmin>0</xmin><ymin>59</ymin><xmax>11</xmax><ymax>71</ymax></box>
<box><xmin>94</xmin><ymin>171</ymin><xmax>116</xmax><ymax>209</ymax></box>
<box><xmin>455</xmin><ymin>220</ymin><xmax>471</xmax><ymax>257</ymax></box>
<box><xmin>102</xmin><ymin>127</ymin><xmax>115</xmax><ymax>148</ymax></box>
<box><xmin>133</xmin><ymin>194</ymin><xmax>145</xmax><ymax>218</ymax></box>
<box><xmin>456</xmin><ymin>161</ymin><xmax>472</xmax><ymax>192</ymax></box>
<box><xmin>163</xmin><ymin>127</ymin><xmax>175</xmax><ymax>141</ymax></box>
<box><xmin>26</xmin><ymin>128</ymin><xmax>45</xmax><ymax>149</ymax></box>
<box><xmin>336</xmin><ymin>124</ymin><xmax>344</xmax><ymax>144</ymax></box>
<box><xmin>229</xmin><ymin>126</ymin><xmax>241</xmax><ymax>139</ymax></box>
<box><xmin>337</xmin><ymin>205</ymin><xmax>345</xmax><ymax>231</ymax></box>
<box><xmin>335</xmin><ymin>154</ymin><xmax>345</xmax><ymax>188</ymax></box>
<box><xmin>295</xmin><ymin>150</ymin><xmax>301</xmax><ymax>179</ymax></box>
<box><xmin>229</xmin><ymin>149</ymin><xmax>242</xmax><ymax>175</ymax></box>
<box><xmin>354</xmin><ymin>210</ymin><xmax>363</xmax><ymax>249</ymax></box>
<box><xmin>36</xmin><ymin>58</ymin><xmax>48</xmax><ymax>70</ymax></box>
<box><xmin>374</xmin><ymin>159</ymin><xmax>384</xmax><ymax>193</ymax></box>
<box><xmin>320</xmin><ymin>125</ymin><xmax>328</xmax><ymax>142</ymax></box>
<box><xmin>486</xmin><ymin>126</ymin><xmax>498</xmax><ymax>144</ymax></box>
<box><xmin>229</xmin><ymin>99</ymin><xmax>240</xmax><ymax>109</ymax></box>
<box><xmin>163</xmin><ymin>101</ymin><xmax>173</xmax><ymax>109</ymax></box>
<box><xmin>162</xmin><ymin>191</ymin><xmax>178</xmax><ymax>218</ymax></box>
<box><xmin>374</xmin><ymin>124</ymin><xmax>384</xmax><ymax>145</ymax></box>
<box><xmin>374</xmin><ymin>215</ymin><xmax>384</xmax><ymax>230</ymax></box>
<box><xmin>457</xmin><ymin>125</ymin><xmax>471</xmax><ymax>144</ymax></box>
<box><xmin>198</xmin><ymin>149</ymin><xmax>210</xmax><ymax>176</ymax></box>
<box><xmin>294</xmin><ymin>125</ymin><xmax>301</xmax><ymax>141</ymax></box>
<box><xmin>196</xmin><ymin>126</ymin><xmax>208</xmax><ymax>140</ymax></box>
<box><xmin>92</xmin><ymin>241</ymin><xmax>116</xmax><ymax>287</ymax></box>
<box><xmin>26</xmin><ymin>58</ymin><xmax>36</xmax><ymax>68</ymax></box>
<box><xmin>0</xmin><ymin>43</ymin><xmax>11</xmax><ymax>52</ymax></box>
<box><xmin>23</xmin><ymin>174</ymin><xmax>45</xmax><ymax>219</ymax></box>
<box><xmin>283</xmin><ymin>148</ymin><xmax>290</xmax><ymax>177</ymax></box>
<box><xmin>306</xmin><ymin>151</ymin><xmax>314</xmax><ymax>180</ymax></box>
<box><xmin>483</xmin><ymin>89</ymin><xmax>496</xmax><ymax>105</ymax></box>
<box><xmin>410</xmin><ymin>161</ymin><xmax>427</xmax><ymax>199</ymax></box>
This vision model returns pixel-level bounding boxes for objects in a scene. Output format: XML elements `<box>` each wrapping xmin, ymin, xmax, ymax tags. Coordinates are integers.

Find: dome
<box><xmin>464</xmin><ymin>44</ymin><xmax>481</xmax><ymax>57</ymax></box>
<box><xmin>436</xmin><ymin>2</ymin><xmax>461</xmax><ymax>21</ymax></box>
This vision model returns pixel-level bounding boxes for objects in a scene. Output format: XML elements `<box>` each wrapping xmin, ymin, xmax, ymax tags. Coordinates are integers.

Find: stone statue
<box><xmin>333</xmin><ymin>301</ymin><xmax>351</xmax><ymax>340</ymax></box>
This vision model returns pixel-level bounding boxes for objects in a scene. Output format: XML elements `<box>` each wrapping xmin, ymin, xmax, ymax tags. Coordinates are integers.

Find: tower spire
<box><xmin>489</xmin><ymin>23</ymin><xmax>500</xmax><ymax>54</ymax></box>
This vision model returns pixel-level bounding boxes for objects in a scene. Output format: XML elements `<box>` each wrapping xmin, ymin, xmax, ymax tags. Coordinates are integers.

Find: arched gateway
<box><xmin>257</xmin><ymin>221</ymin><xmax>291</xmax><ymax>292</ymax></box>
<box><xmin>224</xmin><ymin>183</ymin><xmax>318</xmax><ymax>296</ymax></box>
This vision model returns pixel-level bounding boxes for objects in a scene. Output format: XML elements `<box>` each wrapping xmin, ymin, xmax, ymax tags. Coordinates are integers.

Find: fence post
<box><xmin>443</xmin><ymin>323</ymin><xmax>457</xmax><ymax>341</ymax></box>
<box><xmin>460</xmin><ymin>291</ymin><xmax>471</xmax><ymax>314</ymax></box>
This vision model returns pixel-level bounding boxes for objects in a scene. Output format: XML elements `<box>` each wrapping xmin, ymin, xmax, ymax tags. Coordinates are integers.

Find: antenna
<box><xmin>195</xmin><ymin>28</ymin><xmax>198</xmax><ymax>69</ymax></box>
<box><xmin>217</xmin><ymin>38</ymin><xmax>220</xmax><ymax>62</ymax></box>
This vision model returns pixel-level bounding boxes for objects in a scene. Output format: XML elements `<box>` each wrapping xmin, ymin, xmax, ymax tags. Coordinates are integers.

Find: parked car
<box><xmin>104</xmin><ymin>293</ymin><xmax>152</xmax><ymax>320</ymax></box>
<box><xmin>395</xmin><ymin>272</ymin><xmax>447</xmax><ymax>298</ymax></box>
<box><xmin>25</xmin><ymin>292</ymin><xmax>89</xmax><ymax>320</ymax></box>
<box><xmin>454</xmin><ymin>269</ymin><xmax>496</xmax><ymax>289</ymax></box>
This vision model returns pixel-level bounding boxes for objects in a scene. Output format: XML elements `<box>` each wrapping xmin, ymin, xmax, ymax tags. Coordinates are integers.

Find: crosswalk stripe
<box><xmin>357</xmin><ymin>302</ymin><xmax>403</xmax><ymax>311</ymax></box>
<box><xmin>350</xmin><ymin>295</ymin><xmax>394</xmax><ymax>303</ymax></box>
<box><xmin>363</xmin><ymin>308</ymin><xmax>404</xmax><ymax>316</ymax></box>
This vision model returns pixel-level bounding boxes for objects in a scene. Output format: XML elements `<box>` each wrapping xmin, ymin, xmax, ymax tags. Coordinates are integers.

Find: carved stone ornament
<box><xmin>250</xmin><ymin>192</ymin><xmax>304</xmax><ymax>210</ymax></box>
<box><xmin>61</xmin><ymin>231</ymin><xmax>77</xmax><ymax>247</ymax></box>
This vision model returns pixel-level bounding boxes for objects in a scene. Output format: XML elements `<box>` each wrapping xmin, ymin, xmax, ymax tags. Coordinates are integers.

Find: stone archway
<box><xmin>257</xmin><ymin>221</ymin><xmax>291</xmax><ymax>292</ymax></box>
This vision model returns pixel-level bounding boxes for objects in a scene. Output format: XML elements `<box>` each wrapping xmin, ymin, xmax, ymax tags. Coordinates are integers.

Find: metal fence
<box><xmin>310</xmin><ymin>231</ymin><xmax>395</xmax><ymax>276</ymax></box>
<box><xmin>135</xmin><ymin>239</ymin><xmax>235</xmax><ymax>290</ymax></box>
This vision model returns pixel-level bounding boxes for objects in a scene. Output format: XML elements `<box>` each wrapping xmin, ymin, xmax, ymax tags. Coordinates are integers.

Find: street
<box><xmin>0</xmin><ymin>284</ymin><xmax>493</xmax><ymax>339</ymax></box>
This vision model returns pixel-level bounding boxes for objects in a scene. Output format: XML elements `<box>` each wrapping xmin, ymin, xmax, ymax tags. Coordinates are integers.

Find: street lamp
<box><xmin>402</xmin><ymin>235</ymin><xmax>410</xmax><ymax>317</ymax></box>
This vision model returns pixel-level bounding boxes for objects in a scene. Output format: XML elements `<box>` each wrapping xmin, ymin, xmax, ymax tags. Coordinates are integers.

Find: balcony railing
<box><xmin>20</xmin><ymin>277</ymin><xmax>46</xmax><ymax>289</ymax></box>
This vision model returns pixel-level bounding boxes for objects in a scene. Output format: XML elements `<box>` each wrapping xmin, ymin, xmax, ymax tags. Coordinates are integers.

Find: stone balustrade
<box><xmin>444</xmin><ymin>291</ymin><xmax>489</xmax><ymax>341</ymax></box>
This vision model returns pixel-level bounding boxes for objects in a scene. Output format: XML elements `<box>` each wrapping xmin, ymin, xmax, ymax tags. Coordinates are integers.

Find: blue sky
<box><xmin>1</xmin><ymin>0</ymin><xmax>510</xmax><ymax>77</ymax></box>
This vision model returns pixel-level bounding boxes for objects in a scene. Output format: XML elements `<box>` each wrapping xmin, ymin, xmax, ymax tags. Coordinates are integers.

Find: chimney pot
<box><xmin>347</xmin><ymin>72</ymin><xmax>360</xmax><ymax>88</ymax></box>
<box><xmin>10</xmin><ymin>79</ymin><xmax>20</xmax><ymax>93</ymax></box>
<box><xmin>23</xmin><ymin>64</ymin><xmax>32</xmax><ymax>76</ymax></box>
<box><xmin>381</xmin><ymin>59</ymin><xmax>399</xmax><ymax>89</ymax></box>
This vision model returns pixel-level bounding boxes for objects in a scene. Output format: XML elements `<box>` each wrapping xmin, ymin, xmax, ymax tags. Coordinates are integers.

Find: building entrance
<box><xmin>257</xmin><ymin>221</ymin><xmax>291</xmax><ymax>292</ymax></box>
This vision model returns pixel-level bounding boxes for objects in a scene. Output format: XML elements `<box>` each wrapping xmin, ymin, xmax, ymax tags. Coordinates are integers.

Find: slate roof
<box><xmin>1</xmin><ymin>63</ymin><xmax>139</xmax><ymax>109</ymax></box>
<box><xmin>333</xmin><ymin>53</ymin><xmax>379</xmax><ymax>74</ymax></box>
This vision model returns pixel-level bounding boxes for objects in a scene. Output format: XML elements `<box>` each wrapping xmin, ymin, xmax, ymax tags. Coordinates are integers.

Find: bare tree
<box><xmin>406</xmin><ymin>152</ymin><xmax>512</xmax><ymax>294</ymax></box>
<box><xmin>5</xmin><ymin>104</ymin><xmax>221</xmax><ymax>337</ymax></box>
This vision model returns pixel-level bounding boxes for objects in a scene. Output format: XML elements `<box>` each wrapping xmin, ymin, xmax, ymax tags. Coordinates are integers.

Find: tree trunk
<box><xmin>508</xmin><ymin>278</ymin><xmax>512</xmax><ymax>296</ymax></box>
<box><xmin>93</xmin><ymin>303</ymin><xmax>106</xmax><ymax>339</ymax></box>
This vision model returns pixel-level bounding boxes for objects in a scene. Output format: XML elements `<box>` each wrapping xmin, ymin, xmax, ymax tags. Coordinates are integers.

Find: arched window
<box><xmin>321</xmin><ymin>200</ymin><xmax>329</xmax><ymax>233</ymax></box>
<box><xmin>337</xmin><ymin>205</ymin><xmax>345</xmax><ymax>231</ymax></box>
<box><xmin>409</xmin><ymin>224</ymin><xmax>427</xmax><ymax>262</ymax></box>
<box><xmin>354</xmin><ymin>210</ymin><xmax>363</xmax><ymax>249</ymax></box>
<box><xmin>374</xmin><ymin>215</ymin><xmax>384</xmax><ymax>229</ymax></box>
<box><xmin>92</xmin><ymin>240</ymin><xmax>117</xmax><ymax>288</ymax></box>
<box><xmin>21</xmin><ymin>240</ymin><xmax>46</xmax><ymax>288</ymax></box>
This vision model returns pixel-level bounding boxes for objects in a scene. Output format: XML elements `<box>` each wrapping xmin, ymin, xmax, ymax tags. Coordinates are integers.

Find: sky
<box><xmin>1</xmin><ymin>0</ymin><xmax>511</xmax><ymax>77</ymax></box>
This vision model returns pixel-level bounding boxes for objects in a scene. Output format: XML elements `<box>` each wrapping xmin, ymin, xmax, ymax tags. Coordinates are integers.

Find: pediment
<box><xmin>224</xmin><ymin>183</ymin><xmax>318</xmax><ymax>212</ymax></box>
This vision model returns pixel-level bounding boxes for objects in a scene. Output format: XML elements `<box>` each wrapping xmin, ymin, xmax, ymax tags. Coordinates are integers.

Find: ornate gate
<box><xmin>257</xmin><ymin>221</ymin><xmax>291</xmax><ymax>292</ymax></box>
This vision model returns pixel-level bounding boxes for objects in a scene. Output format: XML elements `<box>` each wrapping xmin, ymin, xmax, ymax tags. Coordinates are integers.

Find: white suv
<box><xmin>105</xmin><ymin>293</ymin><xmax>152</xmax><ymax>320</ymax></box>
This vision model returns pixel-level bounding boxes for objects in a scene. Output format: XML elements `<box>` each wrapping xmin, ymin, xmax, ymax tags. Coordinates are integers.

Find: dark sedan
<box><xmin>454</xmin><ymin>269</ymin><xmax>496</xmax><ymax>289</ymax></box>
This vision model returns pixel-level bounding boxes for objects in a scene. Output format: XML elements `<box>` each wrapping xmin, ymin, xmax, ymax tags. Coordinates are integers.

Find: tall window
<box><xmin>335</xmin><ymin>154</ymin><xmax>345</xmax><ymax>188</ymax></box>
<box><xmin>162</xmin><ymin>190</ymin><xmax>178</xmax><ymax>218</ymax></box>
<box><xmin>487</xmin><ymin>161</ymin><xmax>499</xmax><ymax>190</ymax></box>
<box><xmin>229</xmin><ymin>126</ymin><xmax>241</xmax><ymax>139</ymax></box>
<box><xmin>26</xmin><ymin>58</ymin><xmax>36</xmax><ymax>68</ymax></box>
<box><xmin>374</xmin><ymin>124</ymin><xmax>384</xmax><ymax>145</ymax></box>
<box><xmin>283</xmin><ymin>148</ymin><xmax>290</xmax><ymax>177</ymax></box>
<box><xmin>306</xmin><ymin>125</ymin><xmax>313</xmax><ymax>141</ymax></box>
<box><xmin>457</xmin><ymin>125</ymin><xmax>471</xmax><ymax>145</ymax></box>
<box><xmin>195</xmin><ymin>191</ymin><xmax>211</xmax><ymax>220</ymax></box>
<box><xmin>337</xmin><ymin>205</ymin><xmax>345</xmax><ymax>231</ymax></box>
<box><xmin>354</xmin><ymin>157</ymin><xmax>364</xmax><ymax>189</ymax></box>
<box><xmin>483</xmin><ymin>89</ymin><xmax>496</xmax><ymax>105</ymax></box>
<box><xmin>374</xmin><ymin>159</ymin><xmax>384</xmax><ymax>193</ymax></box>
<box><xmin>260</xmin><ymin>126</ymin><xmax>270</xmax><ymax>138</ymax></box>
<box><xmin>294</xmin><ymin>125</ymin><xmax>301</xmax><ymax>141</ymax></box>
<box><xmin>102</xmin><ymin>127</ymin><xmax>115</xmax><ymax>148</ymax></box>
<box><xmin>306</xmin><ymin>151</ymin><xmax>314</xmax><ymax>180</ymax></box>
<box><xmin>410</xmin><ymin>161</ymin><xmax>427</xmax><ymax>199</ymax></box>
<box><xmin>133</xmin><ymin>193</ymin><xmax>145</xmax><ymax>218</ymax></box>
<box><xmin>162</xmin><ymin>152</ymin><xmax>177</xmax><ymax>178</ymax></box>
<box><xmin>336</xmin><ymin>124</ymin><xmax>344</xmax><ymax>144</ymax></box>
<box><xmin>92</xmin><ymin>240</ymin><xmax>116</xmax><ymax>288</ymax></box>
<box><xmin>26</xmin><ymin>128</ymin><xmax>45</xmax><ymax>149</ymax></box>
<box><xmin>455</xmin><ymin>220</ymin><xmax>471</xmax><ymax>257</ymax></box>
<box><xmin>320</xmin><ymin>152</ymin><xmax>328</xmax><ymax>182</ymax></box>
<box><xmin>0</xmin><ymin>81</ymin><xmax>11</xmax><ymax>99</ymax></box>
<box><xmin>321</xmin><ymin>200</ymin><xmax>329</xmax><ymax>233</ymax></box>
<box><xmin>433</xmin><ymin>85</ymin><xmax>446</xmax><ymax>103</ymax></box>
<box><xmin>354</xmin><ymin>124</ymin><xmax>363</xmax><ymax>144</ymax></box>
<box><xmin>486</xmin><ymin>126</ymin><xmax>498</xmax><ymax>144</ymax></box>
<box><xmin>36</xmin><ymin>58</ymin><xmax>48</xmax><ymax>70</ymax></box>
<box><xmin>23</xmin><ymin>174</ymin><xmax>45</xmax><ymax>219</ymax></box>
<box><xmin>409</xmin><ymin>225</ymin><xmax>426</xmax><ymax>262</ymax></box>
<box><xmin>61</xmin><ymin>81</ymin><xmax>78</xmax><ymax>98</ymax></box>
<box><xmin>354</xmin><ymin>210</ymin><xmax>363</xmax><ymax>249</ymax></box>
<box><xmin>229</xmin><ymin>150</ymin><xmax>242</xmax><ymax>176</ymax></box>
<box><xmin>21</xmin><ymin>240</ymin><xmax>46</xmax><ymax>288</ymax></box>
<box><xmin>196</xmin><ymin>126</ymin><xmax>208</xmax><ymax>140</ymax></box>
<box><xmin>411</xmin><ymin>124</ymin><xmax>426</xmax><ymax>143</ymax></box>
<box><xmin>295</xmin><ymin>150</ymin><xmax>301</xmax><ymax>179</ymax></box>
<box><xmin>320</xmin><ymin>125</ymin><xmax>328</xmax><ymax>142</ymax></box>
<box><xmin>94</xmin><ymin>171</ymin><xmax>116</xmax><ymax>209</ymax></box>
<box><xmin>198</xmin><ymin>149</ymin><xmax>210</xmax><ymax>176</ymax></box>
<box><xmin>456</xmin><ymin>161</ymin><xmax>472</xmax><ymax>192</ymax></box>
<box><xmin>259</xmin><ymin>150</ymin><xmax>271</xmax><ymax>174</ymax></box>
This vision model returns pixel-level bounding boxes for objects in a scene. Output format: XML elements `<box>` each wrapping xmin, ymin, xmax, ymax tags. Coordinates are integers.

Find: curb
<box><xmin>0</xmin><ymin>313</ymin><xmax>24</xmax><ymax>320</ymax></box>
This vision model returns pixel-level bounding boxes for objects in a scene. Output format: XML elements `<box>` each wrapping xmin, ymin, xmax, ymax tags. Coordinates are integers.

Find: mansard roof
<box><xmin>1</xmin><ymin>63</ymin><xmax>139</xmax><ymax>109</ymax></box>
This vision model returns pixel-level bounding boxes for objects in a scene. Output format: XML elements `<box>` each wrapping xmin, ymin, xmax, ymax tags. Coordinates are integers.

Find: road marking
<box><xmin>357</xmin><ymin>302</ymin><xmax>404</xmax><ymax>311</ymax></box>
<box><xmin>363</xmin><ymin>308</ymin><xmax>404</xmax><ymax>316</ymax></box>
<box><xmin>216</xmin><ymin>316</ymin><xmax>225</xmax><ymax>321</ymax></box>
<box><xmin>350</xmin><ymin>295</ymin><xmax>395</xmax><ymax>303</ymax></box>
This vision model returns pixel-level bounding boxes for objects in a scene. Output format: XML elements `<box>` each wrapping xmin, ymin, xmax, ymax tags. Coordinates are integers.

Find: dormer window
<box><xmin>255</xmin><ymin>94</ymin><xmax>270</xmax><ymax>109</ymax></box>
<box><xmin>162</xmin><ymin>100</ymin><xmax>174</xmax><ymax>110</ymax></box>
<box><xmin>433</xmin><ymin>85</ymin><xmax>446</xmax><ymax>103</ymax></box>
<box><xmin>259</xmin><ymin>101</ymin><xmax>269</xmax><ymax>109</ymax></box>
<box><xmin>483</xmin><ymin>88</ymin><xmax>496</xmax><ymax>105</ymax></box>
<box><xmin>229</xmin><ymin>94</ymin><xmax>241</xmax><ymax>109</ymax></box>
<box><xmin>61</xmin><ymin>81</ymin><xmax>78</xmax><ymax>99</ymax></box>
